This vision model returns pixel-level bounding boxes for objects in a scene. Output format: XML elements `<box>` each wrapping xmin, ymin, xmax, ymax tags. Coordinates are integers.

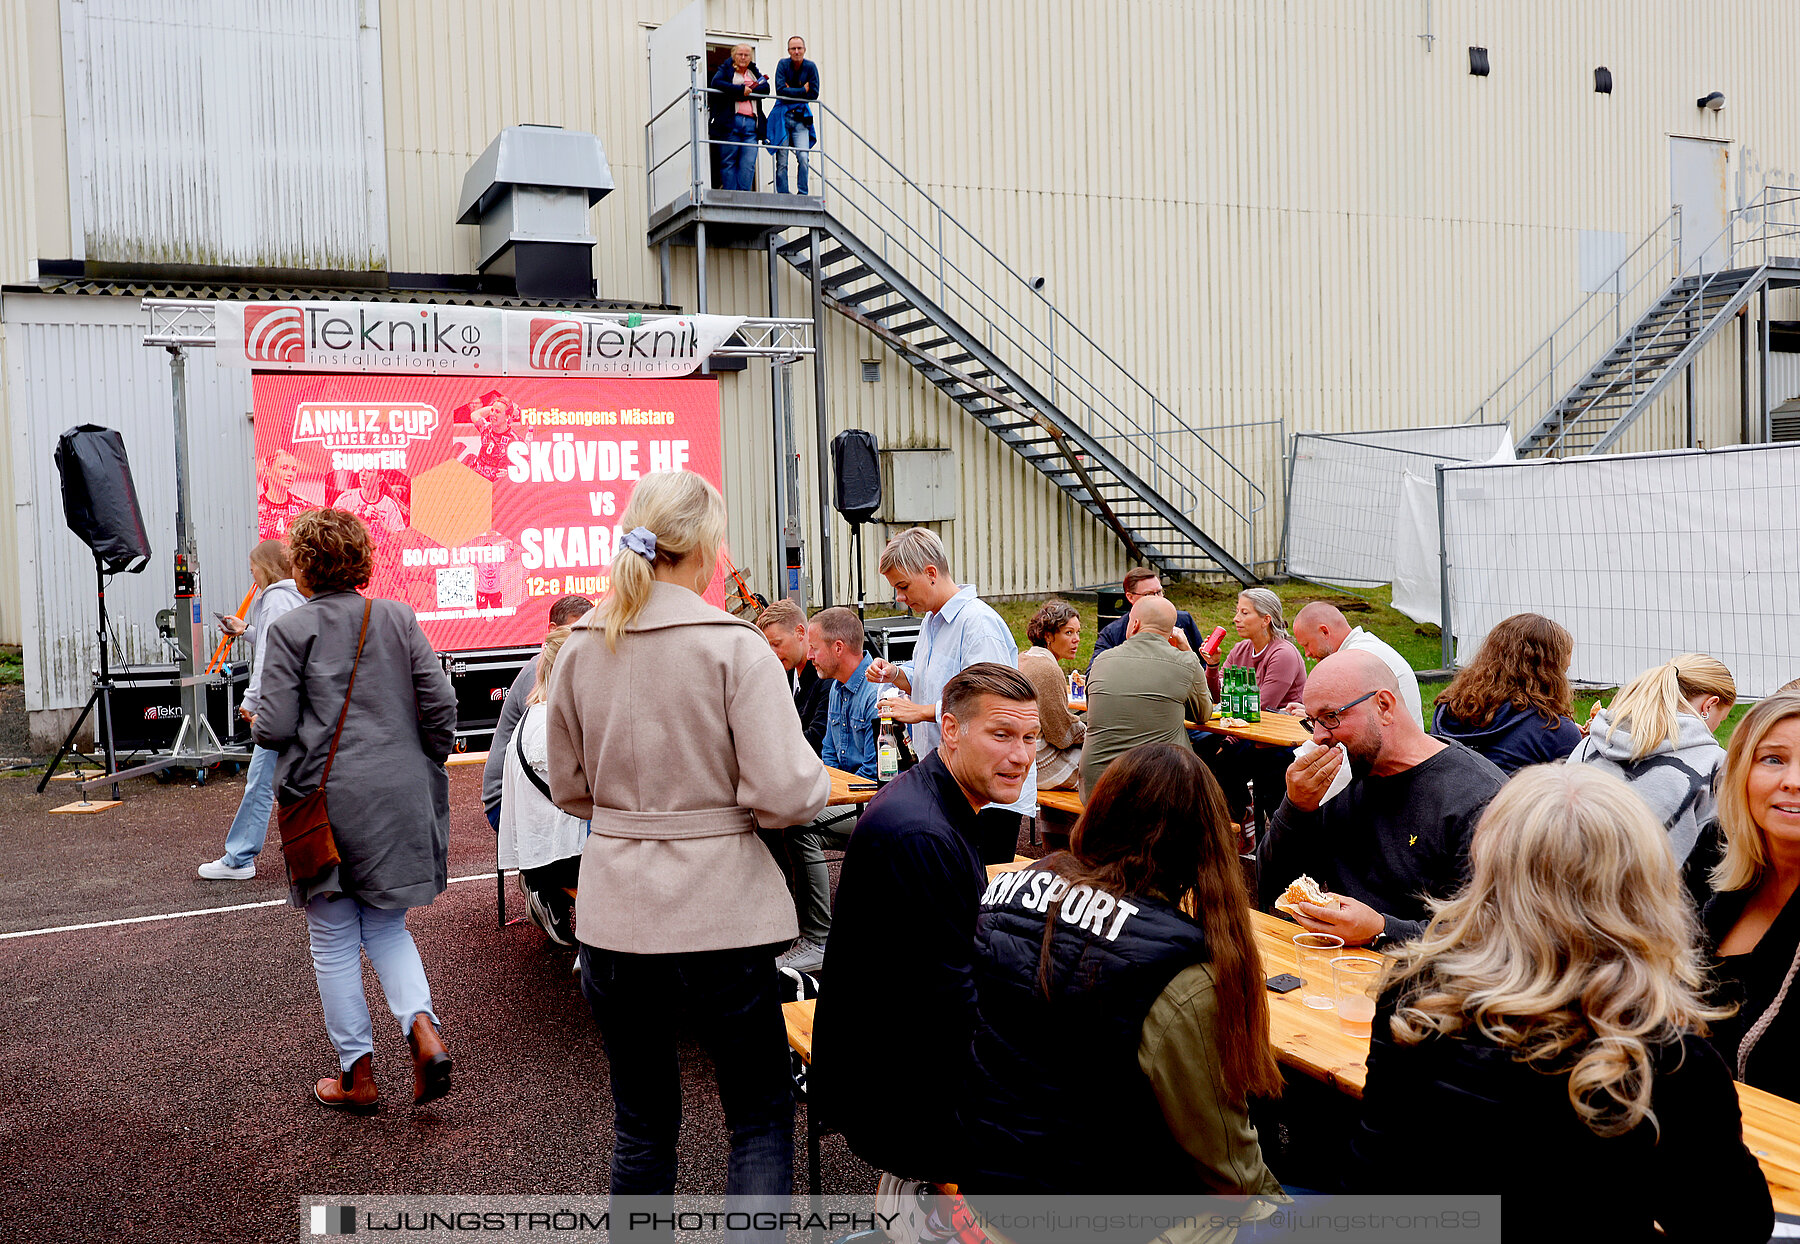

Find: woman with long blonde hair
<box><xmin>1704</xmin><ymin>694</ymin><xmax>1800</xmax><ymax>1100</ymax></box>
<box><xmin>1567</xmin><ymin>653</ymin><xmax>1736</xmax><ymax>902</ymax></box>
<box><xmin>544</xmin><ymin>471</ymin><xmax>828</xmax><ymax>1220</ymax></box>
<box><xmin>1352</xmin><ymin>764</ymin><xmax>1771</xmax><ymax>1240</ymax></box>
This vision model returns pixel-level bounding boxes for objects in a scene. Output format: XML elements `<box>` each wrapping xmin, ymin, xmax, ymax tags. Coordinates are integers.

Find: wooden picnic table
<box><xmin>1250</xmin><ymin>908</ymin><xmax>1800</xmax><ymax>1214</ymax></box>
<box><xmin>826</xmin><ymin>766</ymin><xmax>879</xmax><ymax>806</ymax></box>
<box><xmin>1069</xmin><ymin>701</ymin><xmax>1311</xmax><ymax>750</ymax></box>
<box><xmin>783</xmin><ymin>900</ymin><xmax>1800</xmax><ymax>1213</ymax></box>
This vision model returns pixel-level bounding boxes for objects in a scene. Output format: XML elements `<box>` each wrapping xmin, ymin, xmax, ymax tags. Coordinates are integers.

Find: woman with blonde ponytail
<box><xmin>1567</xmin><ymin>654</ymin><xmax>1735</xmax><ymax>904</ymax></box>
<box><xmin>1352</xmin><ymin>765</ymin><xmax>1772</xmax><ymax>1241</ymax></box>
<box><xmin>544</xmin><ymin>471</ymin><xmax>829</xmax><ymax>1219</ymax></box>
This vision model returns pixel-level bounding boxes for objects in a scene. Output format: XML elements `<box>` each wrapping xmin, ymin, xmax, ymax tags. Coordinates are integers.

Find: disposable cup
<box><xmin>1332</xmin><ymin>955</ymin><xmax>1383</xmax><ymax>1036</ymax></box>
<box><xmin>1292</xmin><ymin>933</ymin><xmax>1344</xmax><ymax>1009</ymax></box>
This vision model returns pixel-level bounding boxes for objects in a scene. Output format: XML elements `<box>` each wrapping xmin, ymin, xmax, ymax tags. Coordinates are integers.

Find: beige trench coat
<box><xmin>544</xmin><ymin>581</ymin><xmax>830</xmax><ymax>953</ymax></box>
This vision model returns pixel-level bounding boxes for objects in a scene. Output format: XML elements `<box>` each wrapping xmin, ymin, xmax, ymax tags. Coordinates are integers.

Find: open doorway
<box><xmin>705</xmin><ymin>41</ymin><xmax>765</xmax><ymax>191</ymax></box>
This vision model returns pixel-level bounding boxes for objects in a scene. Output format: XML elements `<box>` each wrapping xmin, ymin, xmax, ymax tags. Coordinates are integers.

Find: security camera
<box><xmin>1697</xmin><ymin>91</ymin><xmax>1725</xmax><ymax>111</ymax></box>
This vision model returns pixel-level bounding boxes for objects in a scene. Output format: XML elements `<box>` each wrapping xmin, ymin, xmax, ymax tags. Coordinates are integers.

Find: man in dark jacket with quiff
<box><xmin>810</xmin><ymin>664</ymin><xmax>1041</xmax><ymax>1183</ymax></box>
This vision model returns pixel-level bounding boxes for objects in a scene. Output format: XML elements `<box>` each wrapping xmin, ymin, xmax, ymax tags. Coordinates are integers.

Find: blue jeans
<box><xmin>221</xmin><ymin>745</ymin><xmax>278</xmax><ymax>868</ymax></box>
<box><xmin>580</xmin><ymin>943</ymin><xmax>792</xmax><ymax>1243</ymax></box>
<box><xmin>306</xmin><ymin>894</ymin><xmax>439</xmax><ymax>1072</ymax></box>
<box><xmin>720</xmin><ymin>115</ymin><xmax>760</xmax><ymax>190</ymax></box>
<box><xmin>772</xmin><ymin>116</ymin><xmax>814</xmax><ymax>194</ymax></box>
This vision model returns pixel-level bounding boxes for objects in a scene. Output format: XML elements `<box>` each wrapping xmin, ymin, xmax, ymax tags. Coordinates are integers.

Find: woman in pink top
<box><xmin>1199</xmin><ymin>588</ymin><xmax>1307</xmax><ymax>821</ymax></box>
<box><xmin>1204</xmin><ymin>588</ymin><xmax>1307</xmax><ymax>708</ymax></box>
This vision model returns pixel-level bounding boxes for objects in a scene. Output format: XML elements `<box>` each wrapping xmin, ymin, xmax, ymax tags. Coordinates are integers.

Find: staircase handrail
<box><xmin>1536</xmin><ymin>184</ymin><xmax>1800</xmax><ymax>455</ymax></box>
<box><xmin>1463</xmin><ymin>208</ymin><xmax>1680</xmax><ymax>428</ymax></box>
<box><xmin>803</xmin><ymin>99</ymin><xmax>1266</xmax><ymax>557</ymax></box>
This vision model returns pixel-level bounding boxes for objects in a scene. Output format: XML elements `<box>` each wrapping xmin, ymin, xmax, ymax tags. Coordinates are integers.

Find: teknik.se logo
<box><xmin>310</xmin><ymin>1204</ymin><xmax>357</xmax><ymax>1235</ymax></box>
<box><xmin>243</xmin><ymin>304</ymin><xmax>306</xmax><ymax>364</ymax></box>
<box><xmin>527</xmin><ymin>316</ymin><xmax>704</xmax><ymax>373</ymax></box>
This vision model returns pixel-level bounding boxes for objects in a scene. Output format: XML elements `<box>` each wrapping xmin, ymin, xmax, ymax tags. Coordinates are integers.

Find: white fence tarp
<box><xmin>1441</xmin><ymin>444</ymin><xmax>1800</xmax><ymax>698</ymax></box>
<box><xmin>1285</xmin><ymin>424</ymin><xmax>1514</xmax><ymax>587</ymax></box>
<box><xmin>1390</xmin><ymin>471</ymin><xmax>1444</xmax><ymax>627</ymax></box>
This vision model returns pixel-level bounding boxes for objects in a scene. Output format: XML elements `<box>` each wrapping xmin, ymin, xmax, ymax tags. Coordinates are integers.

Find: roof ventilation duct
<box><xmin>457</xmin><ymin>124</ymin><xmax>614</xmax><ymax>299</ymax></box>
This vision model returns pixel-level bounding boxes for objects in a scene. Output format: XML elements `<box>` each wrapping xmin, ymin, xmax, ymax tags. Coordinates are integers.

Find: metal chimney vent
<box><xmin>457</xmin><ymin>125</ymin><xmax>614</xmax><ymax>299</ymax></box>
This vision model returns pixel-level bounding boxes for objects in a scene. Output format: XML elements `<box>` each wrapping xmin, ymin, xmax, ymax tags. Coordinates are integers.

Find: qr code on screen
<box><xmin>436</xmin><ymin>566</ymin><xmax>476</xmax><ymax>610</ymax></box>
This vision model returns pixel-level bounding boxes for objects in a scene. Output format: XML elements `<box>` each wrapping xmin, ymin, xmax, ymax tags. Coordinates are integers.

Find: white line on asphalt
<box><xmin>0</xmin><ymin>871</ymin><xmax>502</xmax><ymax>941</ymax></box>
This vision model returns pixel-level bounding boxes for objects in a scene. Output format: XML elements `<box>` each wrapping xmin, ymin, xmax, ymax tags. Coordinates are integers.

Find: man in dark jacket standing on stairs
<box><xmin>810</xmin><ymin>664</ymin><xmax>1040</xmax><ymax>1184</ymax></box>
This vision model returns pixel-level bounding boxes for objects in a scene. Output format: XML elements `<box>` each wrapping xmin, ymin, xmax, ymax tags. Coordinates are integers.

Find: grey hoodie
<box><xmin>240</xmin><ymin>578</ymin><xmax>305</xmax><ymax>717</ymax></box>
<box><xmin>1566</xmin><ymin>708</ymin><xmax>1725</xmax><ymax>862</ymax></box>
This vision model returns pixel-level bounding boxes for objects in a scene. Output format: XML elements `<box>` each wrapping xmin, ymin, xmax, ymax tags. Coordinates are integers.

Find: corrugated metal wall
<box><xmin>372</xmin><ymin>0</ymin><xmax>1800</xmax><ymax>606</ymax></box>
<box><xmin>0</xmin><ymin>2</ymin><xmax>37</xmax><ymax>288</ymax></box>
<box><xmin>2</xmin><ymin>294</ymin><xmax>256</xmax><ymax>710</ymax></box>
<box><xmin>60</xmin><ymin>0</ymin><xmax>387</xmax><ymax>269</ymax></box>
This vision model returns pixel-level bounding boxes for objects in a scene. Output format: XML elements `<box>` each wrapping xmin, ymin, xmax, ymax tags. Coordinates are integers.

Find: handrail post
<box><xmin>1672</xmin><ymin>204</ymin><xmax>1682</xmax><ymax>279</ymax></box>
<box><xmin>1436</xmin><ymin>463</ymin><xmax>1453</xmax><ymax>670</ymax></box>
<box><xmin>687</xmin><ymin>56</ymin><xmax>703</xmax><ymax>206</ymax></box>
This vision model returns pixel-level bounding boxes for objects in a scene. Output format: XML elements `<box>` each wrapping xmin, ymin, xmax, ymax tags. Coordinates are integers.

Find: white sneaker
<box><xmin>198</xmin><ymin>858</ymin><xmax>255</xmax><ymax>880</ymax></box>
<box><xmin>776</xmin><ymin>937</ymin><xmax>826</xmax><ymax>974</ymax></box>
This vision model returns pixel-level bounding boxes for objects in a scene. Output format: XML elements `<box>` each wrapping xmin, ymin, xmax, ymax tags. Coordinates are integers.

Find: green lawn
<box><xmin>0</xmin><ymin>647</ymin><xmax>20</xmax><ymax>687</ymax></box>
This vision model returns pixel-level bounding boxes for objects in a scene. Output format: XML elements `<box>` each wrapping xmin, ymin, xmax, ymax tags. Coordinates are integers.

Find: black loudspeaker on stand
<box><xmin>39</xmin><ymin>426</ymin><xmax>154</xmax><ymax>795</ymax></box>
<box><xmin>830</xmin><ymin>430</ymin><xmax>882</xmax><ymax>618</ymax></box>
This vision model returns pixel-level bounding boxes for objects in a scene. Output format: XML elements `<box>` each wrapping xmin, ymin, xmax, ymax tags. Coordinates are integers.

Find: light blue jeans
<box><xmin>220</xmin><ymin>745</ymin><xmax>278</xmax><ymax>869</ymax></box>
<box><xmin>772</xmin><ymin>116</ymin><xmax>814</xmax><ymax>194</ymax></box>
<box><xmin>306</xmin><ymin>893</ymin><xmax>439</xmax><ymax>1072</ymax></box>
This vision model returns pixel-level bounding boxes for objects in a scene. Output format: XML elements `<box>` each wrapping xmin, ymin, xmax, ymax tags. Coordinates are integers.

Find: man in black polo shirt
<box><xmin>1260</xmin><ymin>649</ymin><xmax>1506</xmax><ymax>948</ymax></box>
<box><xmin>756</xmin><ymin>600</ymin><xmax>830</xmax><ymax>754</ymax></box>
<box><xmin>810</xmin><ymin>663</ymin><xmax>1040</xmax><ymax>1184</ymax></box>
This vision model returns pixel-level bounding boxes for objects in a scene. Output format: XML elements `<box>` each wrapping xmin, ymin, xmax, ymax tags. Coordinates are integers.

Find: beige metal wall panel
<box><xmin>0</xmin><ymin>324</ymin><xmax>21</xmax><ymax>646</ymax></box>
<box><xmin>59</xmin><ymin>0</ymin><xmax>387</xmax><ymax>269</ymax></box>
<box><xmin>0</xmin><ymin>3</ymin><xmax>34</xmax><ymax>287</ymax></box>
<box><xmin>2</xmin><ymin>294</ymin><xmax>257</xmax><ymax>712</ymax></box>
<box><xmin>374</xmin><ymin>0</ymin><xmax>1800</xmax><ymax>605</ymax></box>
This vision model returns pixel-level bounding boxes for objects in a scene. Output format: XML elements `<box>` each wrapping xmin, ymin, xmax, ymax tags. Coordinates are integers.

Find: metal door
<box><xmin>647</xmin><ymin>0</ymin><xmax>707</xmax><ymax>215</ymax></box>
<box><xmin>1671</xmin><ymin>137</ymin><xmax>1731</xmax><ymax>272</ymax></box>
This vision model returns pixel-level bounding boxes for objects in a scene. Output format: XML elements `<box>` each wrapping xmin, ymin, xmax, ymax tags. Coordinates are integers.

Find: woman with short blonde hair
<box><xmin>1567</xmin><ymin>653</ymin><xmax>1736</xmax><ymax>902</ymax></box>
<box><xmin>1353</xmin><ymin>764</ymin><xmax>1772</xmax><ymax>1239</ymax></box>
<box><xmin>545</xmin><ymin>470</ymin><xmax>828</xmax><ymax>1210</ymax></box>
<box><xmin>1703</xmin><ymin>694</ymin><xmax>1800</xmax><ymax>1100</ymax></box>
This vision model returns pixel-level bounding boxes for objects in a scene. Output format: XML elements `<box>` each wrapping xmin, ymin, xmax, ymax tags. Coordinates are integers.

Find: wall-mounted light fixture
<box><xmin>1469</xmin><ymin>46</ymin><xmax>1490</xmax><ymax>76</ymax></box>
<box><xmin>1697</xmin><ymin>91</ymin><xmax>1725</xmax><ymax>111</ymax></box>
<box><xmin>1594</xmin><ymin>67</ymin><xmax>1613</xmax><ymax>94</ymax></box>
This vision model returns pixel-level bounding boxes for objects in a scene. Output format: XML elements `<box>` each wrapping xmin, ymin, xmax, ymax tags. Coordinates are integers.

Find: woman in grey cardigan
<box><xmin>254</xmin><ymin>508</ymin><xmax>459</xmax><ymax>1114</ymax></box>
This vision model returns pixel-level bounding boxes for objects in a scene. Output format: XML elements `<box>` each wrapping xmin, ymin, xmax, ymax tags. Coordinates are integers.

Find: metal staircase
<box><xmin>645</xmin><ymin>91</ymin><xmax>1264</xmax><ymax>584</ymax></box>
<box><xmin>1469</xmin><ymin>187</ymin><xmax>1800</xmax><ymax>457</ymax></box>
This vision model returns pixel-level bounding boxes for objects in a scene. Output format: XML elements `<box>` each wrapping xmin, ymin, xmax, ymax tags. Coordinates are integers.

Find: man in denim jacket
<box><xmin>769</xmin><ymin>35</ymin><xmax>819</xmax><ymax>194</ymax></box>
<box><xmin>773</xmin><ymin>607</ymin><xmax>876</xmax><ymax>973</ymax></box>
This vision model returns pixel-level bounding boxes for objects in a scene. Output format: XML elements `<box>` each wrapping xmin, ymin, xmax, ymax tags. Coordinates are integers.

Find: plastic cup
<box><xmin>1292</xmin><ymin>933</ymin><xmax>1344</xmax><ymax>1009</ymax></box>
<box><xmin>1332</xmin><ymin>955</ymin><xmax>1383</xmax><ymax>1036</ymax></box>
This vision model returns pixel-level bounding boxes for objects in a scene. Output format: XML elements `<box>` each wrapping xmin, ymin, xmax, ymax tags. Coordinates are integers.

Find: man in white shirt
<box><xmin>865</xmin><ymin>526</ymin><xmax>1036</xmax><ymax>863</ymax></box>
<box><xmin>1289</xmin><ymin>602</ymin><xmax>1423</xmax><ymax>727</ymax></box>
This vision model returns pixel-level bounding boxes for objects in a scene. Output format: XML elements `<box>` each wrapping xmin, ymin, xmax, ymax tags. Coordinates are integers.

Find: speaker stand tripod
<box><xmin>38</xmin><ymin>558</ymin><xmax>124</xmax><ymax>800</ymax></box>
<box><xmin>847</xmin><ymin>521</ymin><xmax>867</xmax><ymax>619</ymax></box>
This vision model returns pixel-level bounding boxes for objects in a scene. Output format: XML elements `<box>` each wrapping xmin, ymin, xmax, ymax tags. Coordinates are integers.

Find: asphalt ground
<box><xmin>0</xmin><ymin>761</ymin><xmax>955</xmax><ymax>1242</ymax></box>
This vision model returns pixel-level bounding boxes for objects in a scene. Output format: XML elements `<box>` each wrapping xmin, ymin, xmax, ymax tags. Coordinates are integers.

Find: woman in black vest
<box><xmin>963</xmin><ymin>742</ymin><xmax>1285</xmax><ymax>1197</ymax></box>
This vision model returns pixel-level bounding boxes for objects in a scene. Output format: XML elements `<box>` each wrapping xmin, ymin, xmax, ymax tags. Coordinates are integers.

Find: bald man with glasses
<box><xmin>1259</xmin><ymin>650</ymin><xmax>1505</xmax><ymax>947</ymax></box>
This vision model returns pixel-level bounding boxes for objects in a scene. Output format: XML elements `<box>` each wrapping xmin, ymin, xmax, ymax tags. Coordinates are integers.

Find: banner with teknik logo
<box><xmin>216</xmin><ymin>301</ymin><xmax>746</xmax><ymax>378</ymax></box>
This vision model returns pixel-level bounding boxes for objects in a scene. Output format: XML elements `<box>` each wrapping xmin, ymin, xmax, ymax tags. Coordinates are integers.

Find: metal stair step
<box><xmin>818</xmin><ymin>263</ymin><xmax>876</xmax><ymax>289</ymax></box>
<box><xmin>887</xmin><ymin>318</ymin><xmax>936</xmax><ymax>336</ymax></box>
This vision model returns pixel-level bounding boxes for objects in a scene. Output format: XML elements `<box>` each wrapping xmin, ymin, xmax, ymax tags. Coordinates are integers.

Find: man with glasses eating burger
<box><xmin>1259</xmin><ymin>650</ymin><xmax>1505</xmax><ymax>947</ymax></box>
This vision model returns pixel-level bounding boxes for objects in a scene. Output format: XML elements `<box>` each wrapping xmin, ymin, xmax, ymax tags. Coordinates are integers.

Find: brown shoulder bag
<box><xmin>277</xmin><ymin>598</ymin><xmax>371</xmax><ymax>888</ymax></box>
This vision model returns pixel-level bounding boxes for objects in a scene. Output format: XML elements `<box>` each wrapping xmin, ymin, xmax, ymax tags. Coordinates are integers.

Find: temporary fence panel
<box><xmin>1285</xmin><ymin>424</ymin><xmax>1513</xmax><ymax>586</ymax></box>
<box><xmin>1440</xmin><ymin>444</ymin><xmax>1800</xmax><ymax>697</ymax></box>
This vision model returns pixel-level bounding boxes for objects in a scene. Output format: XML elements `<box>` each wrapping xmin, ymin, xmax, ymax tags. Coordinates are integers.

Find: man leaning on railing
<box><xmin>768</xmin><ymin>35</ymin><xmax>819</xmax><ymax>195</ymax></box>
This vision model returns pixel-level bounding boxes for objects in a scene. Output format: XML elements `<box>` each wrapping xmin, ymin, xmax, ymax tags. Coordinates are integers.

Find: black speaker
<box><xmin>831</xmin><ymin>429</ymin><xmax>881</xmax><ymax>524</ymax></box>
<box><xmin>55</xmin><ymin>425</ymin><xmax>151</xmax><ymax>574</ymax></box>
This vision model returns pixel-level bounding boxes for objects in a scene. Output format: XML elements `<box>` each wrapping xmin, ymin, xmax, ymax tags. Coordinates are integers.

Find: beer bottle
<box><xmin>877</xmin><ymin>705</ymin><xmax>900</xmax><ymax>785</ymax></box>
<box><xmin>1246</xmin><ymin>676</ymin><xmax>1262</xmax><ymax>724</ymax></box>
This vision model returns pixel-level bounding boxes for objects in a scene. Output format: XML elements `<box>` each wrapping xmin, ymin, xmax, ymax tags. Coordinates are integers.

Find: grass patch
<box><xmin>0</xmin><ymin>647</ymin><xmax>21</xmax><ymax>687</ymax></box>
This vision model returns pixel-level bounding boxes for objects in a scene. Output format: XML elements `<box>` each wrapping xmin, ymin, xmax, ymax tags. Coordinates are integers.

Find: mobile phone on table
<box><xmin>1266</xmin><ymin>973</ymin><xmax>1303</xmax><ymax>994</ymax></box>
